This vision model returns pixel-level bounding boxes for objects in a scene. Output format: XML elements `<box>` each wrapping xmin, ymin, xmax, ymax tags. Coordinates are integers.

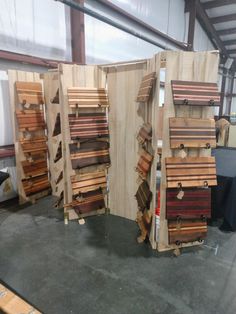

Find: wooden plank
<box><xmin>106</xmin><ymin>62</ymin><xmax>147</xmax><ymax>220</ymax></box>
<box><xmin>136</xmin><ymin>149</ymin><xmax>153</xmax><ymax>180</ymax></box>
<box><xmin>21</xmin><ymin>158</ymin><xmax>48</xmax><ymax>178</ymax></box>
<box><xmin>171</xmin><ymin>80</ymin><xmax>220</xmax><ymax>106</ymax></box>
<box><xmin>68</xmin><ymin>112</ymin><xmax>109</xmax><ymax>140</ymax></box>
<box><xmin>65</xmin><ymin>189</ymin><xmax>105</xmax><ymax>215</ymax></box>
<box><xmin>15</xmin><ymin>81</ymin><xmax>44</xmax><ymax>105</ymax></box>
<box><xmin>137</xmin><ymin>123</ymin><xmax>152</xmax><ymax>144</ymax></box>
<box><xmin>168</xmin><ymin>219</ymin><xmax>207</xmax><ymax>245</ymax></box>
<box><xmin>22</xmin><ymin>174</ymin><xmax>51</xmax><ymax>196</ymax></box>
<box><xmin>0</xmin><ymin>283</ymin><xmax>41</xmax><ymax>314</ymax></box>
<box><xmin>16</xmin><ymin>109</ymin><xmax>46</xmax><ymax>131</ymax></box>
<box><xmin>71</xmin><ymin>170</ymin><xmax>107</xmax><ymax>195</ymax></box>
<box><xmin>136</xmin><ymin>72</ymin><xmax>156</xmax><ymax>102</ymax></box>
<box><xmin>166</xmin><ymin>188</ymin><xmax>211</xmax><ymax>219</ymax></box>
<box><xmin>68</xmin><ymin>87</ymin><xmax>109</xmax><ymax>108</ymax></box>
<box><xmin>165</xmin><ymin>156</ymin><xmax>217</xmax><ymax>188</ymax></box>
<box><xmin>169</xmin><ymin>117</ymin><xmax>216</xmax><ymax>148</ymax></box>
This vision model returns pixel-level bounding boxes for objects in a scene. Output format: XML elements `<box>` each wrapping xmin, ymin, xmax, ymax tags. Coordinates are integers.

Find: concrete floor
<box><xmin>0</xmin><ymin>196</ymin><xmax>236</xmax><ymax>314</ymax></box>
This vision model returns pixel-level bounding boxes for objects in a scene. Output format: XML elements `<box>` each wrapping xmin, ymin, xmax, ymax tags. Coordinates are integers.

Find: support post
<box><xmin>187</xmin><ymin>0</ymin><xmax>197</xmax><ymax>50</ymax></box>
<box><xmin>70</xmin><ymin>0</ymin><xmax>85</xmax><ymax>64</ymax></box>
<box><xmin>227</xmin><ymin>73</ymin><xmax>235</xmax><ymax>114</ymax></box>
<box><xmin>219</xmin><ymin>68</ymin><xmax>227</xmax><ymax>116</ymax></box>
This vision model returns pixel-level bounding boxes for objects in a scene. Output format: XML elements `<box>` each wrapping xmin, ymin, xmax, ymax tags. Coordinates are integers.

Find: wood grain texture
<box><xmin>43</xmin><ymin>71</ymin><xmax>63</xmax><ymax>197</ymax></box>
<box><xmin>137</xmin><ymin>123</ymin><xmax>152</xmax><ymax>144</ymax></box>
<box><xmin>171</xmin><ymin>80</ymin><xmax>220</xmax><ymax>106</ymax></box>
<box><xmin>135</xmin><ymin>180</ymin><xmax>152</xmax><ymax>211</ymax></box>
<box><xmin>166</xmin><ymin>188</ymin><xmax>211</xmax><ymax>219</ymax></box>
<box><xmin>16</xmin><ymin>109</ymin><xmax>45</xmax><ymax>131</ymax></box>
<box><xmin>59</xmin><ymin>64</ymin><xmax>108</xmax><ymax>220</ymax></box>
<box><xmin>106</xmin><ymin>61</ymin><xmax>147</xmax><ymax>220</ymax></box>
<box><xmin>169</xmin><ymin>117</ymin><xmax>216</xmax><ymax>148</ymax></box>
<box><xmin>65</xmin><ymin>189</ymin><xmax>105</xmax><ymax>215</ymax></box>
<box><xmin>157</xmin><ymin>50</ymin><xmax>219</xmax><ymax>252</ymax></box>
<box><xmin>69</xmin><ymin>141</ymin><xmax>110</xmax><ymax>169</ymax></box>
<box><xmin>136</xmin><ymin>72</ymin><xmax>156</xmax><ymax>102</ymax></box>
<box><xmin>8</xmin><ymin>70</ymin><xmax>50</xmax><ymax>204</ymax></box>
<box><xmin>168</xmin><ymin>219</ymin><xmax>207</xmax><ymax>244</ymax></box>
<box><xmin>166</xmin><ymin>156</ymin><xmax>217</xmax><ymax>188</ymax></box>
<box><xmin>68</xmin><ymin>112</ymin><xmax>109</xmax><ymax>140</ymax></box>
<box><xmin>0</xmin><ymin>283</ymin><xmax>42</xmax><ymax>314</ymax></box>
<box><xmin>21</xmin><ymin>158</ymin><xmax>48</xmax><ymax>178</ymax></box>
<box><xmin>71</xmin><ymin>170</ymin><xmax>107</xmax><ymax>195</ymax></box>
<box><xmin>16</xmin><ymin>81</ymin><xmax>44</xmax><ymax>105</ymax></box>
<box><xmin>22</xmin><ymin>174</ymin><xmax>51</xmax><ymax>197</ymax></box>
<box><xmin>136</xmin><ymin>149</ymin><xmax>153</xmax><ymax>180</ymax></box>
<box><xmin>68</xmin><ymin>87</ymin><xmax>109</xmax><ymax>108</ymax></box>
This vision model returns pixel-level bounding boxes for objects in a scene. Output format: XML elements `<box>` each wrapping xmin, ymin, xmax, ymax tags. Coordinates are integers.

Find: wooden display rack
<box><xmin>7</xmin><ymin>51</ymin><xmax>219</xmax><ymax>252</ymax></box>
<box><xmin>8</xmin><ymin>70</ymin><xmax>51</xmax><ymax>204</ymax></box>
<box><xmin>59</xmin><ymin>64</ymin><xmax>109</xmax><ymax>221</ymax></box>
<box><xmin>155</xmin><ymin>50</ymin><xmax>219</xmax><ymax>252</ymax></box>
<box><xmin>43</xmin><ymin>71</ymin><xmax>64</xmax><ymax>202</ymax></box>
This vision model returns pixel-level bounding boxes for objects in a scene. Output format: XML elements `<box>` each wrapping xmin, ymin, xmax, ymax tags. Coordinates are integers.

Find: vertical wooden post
<box><xmin>70</xmin><ymin>0</ymin><xmax>86</xmax><ymax>64</ymax></box>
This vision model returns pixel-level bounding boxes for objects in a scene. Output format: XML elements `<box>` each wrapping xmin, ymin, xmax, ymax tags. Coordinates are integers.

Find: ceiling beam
<box><xmin>0</xmin><ymin>49</ymin><xmax>69</xmax><ymax>68</ymax></box>
<box><xmin>218</xmin><ymin>27</ymin><xmax>236</xmax><ymax>36</ymax></box>
<box><xmin>211</xmin><ymin>13</ymin><xmax>236</xmax><ymax>24</ymax></box>
<box><xmin>203</xmin><ymin>0</ymin><xmax>236</xmax><ymax>10</ymax></box>
<box><xmin>228</xmin><ymin>49</ymin><xmax>236</xmax><ymax>54</ymax></box>
<box><xmin>193</xmin><ymin>0</ymin><xmax>228</xmax><ymax>57</ymax></box>
<box><xmin>223</xmin><ymin>39</ymin><xmax>236</xmax><ymax>46</ymax></box>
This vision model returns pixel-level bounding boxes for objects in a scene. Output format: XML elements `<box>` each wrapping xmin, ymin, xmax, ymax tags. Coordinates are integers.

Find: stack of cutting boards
<box><xmin>15</xmin><ymin>82</ymin><xmax>51</xmax><ymax>199</ymax></box>
<box><xmin>165</xmin><ymin>80</ymin><xmax>220</xmax><ymax>245</ymax></box>
<box><xmin>64</xmin><ymin>87</ymin><xmax>110</xmax><ymax>218</ymax></box>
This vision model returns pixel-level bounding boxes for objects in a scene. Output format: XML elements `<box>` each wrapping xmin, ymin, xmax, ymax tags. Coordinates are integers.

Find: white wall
<box><xmin>0</xmin><ymin>0</ymin><xmax>71</xmax><ymax>61</ymax></box>
<box><xmin>0</xmin><ymin>0</ymin><xmax>222</xmax><ymax>147</ymax></box>
<box><xmin>85</xmin><ymin>0</ymin><xmax>216</xmax><ymax>64</ymax></box>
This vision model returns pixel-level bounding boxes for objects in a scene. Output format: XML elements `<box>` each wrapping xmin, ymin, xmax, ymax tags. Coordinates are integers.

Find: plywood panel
<box><xmin>106</xmin><ymin>62</ymin><xmax>147</xmax><ymax>221</ymax></box>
